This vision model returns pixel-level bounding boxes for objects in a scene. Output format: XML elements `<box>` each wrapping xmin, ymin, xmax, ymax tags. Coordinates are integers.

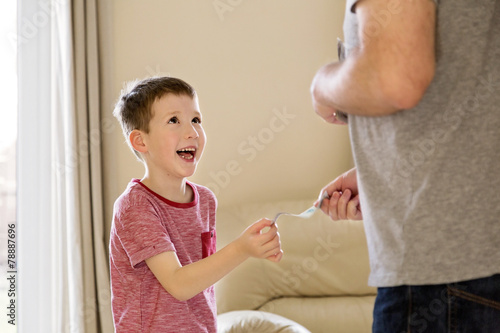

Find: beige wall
<box><xmin>101</xmin><ymin>0</ymin><xmax>352</xmax><ymax>229</ymax></box>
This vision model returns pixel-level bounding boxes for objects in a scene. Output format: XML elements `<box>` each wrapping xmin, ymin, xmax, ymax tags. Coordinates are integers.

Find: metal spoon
<box><xmin>271</xmin><ymin>191</ymin><xmax>329</xmax><ymax>225</ymax></box>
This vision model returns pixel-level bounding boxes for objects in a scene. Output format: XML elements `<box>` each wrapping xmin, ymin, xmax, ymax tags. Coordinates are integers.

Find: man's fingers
<box><xmin>347</xmin><ymin>195</ymin><xmax>363</xmax><ymax>220</ymax></box>
<box><xmin>328</xmin><ymin>192</ymin><xmax>341</xmax><ymax>221</ymax></box>
<box><xmin>337</xmin><ymin>189</ymin><xmax>352</xmax><ymax>220</ymax></box>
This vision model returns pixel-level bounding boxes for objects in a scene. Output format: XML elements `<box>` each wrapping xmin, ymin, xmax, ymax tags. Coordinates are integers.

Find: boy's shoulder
<box><xmin>114</xmin><ymin>179</ymin><xmax>152</xmax><ymax>210</ymax></box>
<box><xmin>188</xmin><ymin>181</ymin><xmax>217</xmax><ymax>204</ymax></box>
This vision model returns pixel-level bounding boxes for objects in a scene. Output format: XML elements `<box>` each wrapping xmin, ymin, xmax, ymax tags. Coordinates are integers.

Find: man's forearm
<box><xmin>312</xmin><ymin>0</ymin><xmax>437</xmax><ymax>118</ymax></box>
<box><xmin>311</xmin><ymin>52</ymin><xmax>406</xmax><ymax>117</ymax></box>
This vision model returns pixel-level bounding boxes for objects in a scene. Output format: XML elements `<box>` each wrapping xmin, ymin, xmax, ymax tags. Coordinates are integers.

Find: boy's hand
<box><xmin>235</xmin><ymin>218</ymin><xmax>283</xmax><ymax>263</ymax></box>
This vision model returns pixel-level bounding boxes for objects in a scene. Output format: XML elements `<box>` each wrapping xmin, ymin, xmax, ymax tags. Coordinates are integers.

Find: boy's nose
<box><xmin>185</xmin><ymin>124</ymin><xmax>200</xmax><ymax>139</ymax></box>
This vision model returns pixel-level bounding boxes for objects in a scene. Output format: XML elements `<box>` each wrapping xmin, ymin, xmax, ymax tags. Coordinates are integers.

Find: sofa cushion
<box><xmin>217</xmin><ymin>310</ymin><xmax>311</xmax><ymax>333</ymax></box>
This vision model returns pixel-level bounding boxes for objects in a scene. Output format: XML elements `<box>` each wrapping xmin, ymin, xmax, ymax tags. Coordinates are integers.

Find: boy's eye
<box><xmin>168</xmin><ymin>117</ymin><xmax>179</xmax><ymax>124</ymax></box>
<box><xmin>192</xmin><ymin>117</ymin><xmax>201</xmax><ymax>124</ymax></box>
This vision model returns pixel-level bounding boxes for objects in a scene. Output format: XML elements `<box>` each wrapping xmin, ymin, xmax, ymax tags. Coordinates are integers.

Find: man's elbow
<box><xmin>382</xmin><ymin>66</ymin><xmax>436</xmax><ymax>112</ymax></box>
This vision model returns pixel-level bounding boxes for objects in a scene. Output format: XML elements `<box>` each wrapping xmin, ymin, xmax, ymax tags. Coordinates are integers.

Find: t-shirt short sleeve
<box><xmin>115</xmin><ymin>202</ymin><xmax>176</xmax><ymax>268</ymax></box>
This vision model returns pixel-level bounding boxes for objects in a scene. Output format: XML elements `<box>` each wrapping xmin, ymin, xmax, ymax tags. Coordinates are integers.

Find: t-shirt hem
<box><xmin>369</xmin><ymin>268</ymin><xmax>500</xmax><ymax>287</ymax></box>
<box><xmin>130</xmin><ymin>243</ymin><xmax>176</xmax><ymax>268</ymax></box>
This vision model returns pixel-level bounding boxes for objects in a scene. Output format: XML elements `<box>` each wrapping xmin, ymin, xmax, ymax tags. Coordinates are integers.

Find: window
<box><xmin>0</xmin><ymin>2</ymin><xmax>18</xmax><ymax>333</ymax></box>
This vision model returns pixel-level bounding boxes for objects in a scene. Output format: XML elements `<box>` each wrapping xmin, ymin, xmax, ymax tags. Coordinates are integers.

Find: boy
<box><xmin>109</xmin><ymin>77</ymin><xmax>283</xmax><ymax>332</ymax></box>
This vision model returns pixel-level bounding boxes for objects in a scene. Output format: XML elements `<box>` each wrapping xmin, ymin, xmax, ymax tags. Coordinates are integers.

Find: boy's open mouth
<box><xmin>177</xmin><ymin>147</ymin><xmax>196</xmax><ymax>160</ymax></box>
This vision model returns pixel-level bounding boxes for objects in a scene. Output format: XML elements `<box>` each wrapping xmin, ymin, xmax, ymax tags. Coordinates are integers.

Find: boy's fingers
<box><xmin>261</xmin><ymin>233</ymin><xmax>281</xmax><ymax>251</ymax></box>
<box><xmin>266</xmin><ymin>251</ymin><xmax>283</xmax><ymax>263</ymax></box>
<box><xmin>261</xmin><ymin>230</ymin><xmax>280</xmax><ymax>246</ymax></box>
<box><xmin>261</xmin><ymin>226</ymin><xmax>278</xmax><ymax>241</ymax></box>
<box><xmin>249</xmin><ymin>218</ymin><xmax>273</xmax><ymax>233</ymax></box>
<box><xmin>265</xmin><ymin>249</ymin><xmax>283</xmax><ymax>262</ymax></box>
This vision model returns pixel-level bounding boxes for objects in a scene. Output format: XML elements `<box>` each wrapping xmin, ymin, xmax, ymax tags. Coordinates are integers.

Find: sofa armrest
<box><xmin>218</xmin><ymin>310</ymin><xmax>311</xmax><ymax>333</ymax></box>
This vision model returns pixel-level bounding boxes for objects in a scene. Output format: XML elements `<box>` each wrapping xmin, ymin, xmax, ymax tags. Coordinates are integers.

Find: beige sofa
<box><xmin>215</xmin><ymin>199</ymin><xmax>377</xmax><ymax>333</ymax></box>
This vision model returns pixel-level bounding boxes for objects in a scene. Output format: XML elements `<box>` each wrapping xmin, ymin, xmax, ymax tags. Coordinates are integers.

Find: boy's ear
<box><xmin>129</xmin><ymin>129</ymin><xmax>148</xmax><ymax>154</ymax></box>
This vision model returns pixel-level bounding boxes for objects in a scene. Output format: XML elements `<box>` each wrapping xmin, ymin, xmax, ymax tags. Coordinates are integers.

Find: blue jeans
<box><xmin>372</xmin><ymin>274</ymin><xmax>500</xmax><ymax>333</ymax></box>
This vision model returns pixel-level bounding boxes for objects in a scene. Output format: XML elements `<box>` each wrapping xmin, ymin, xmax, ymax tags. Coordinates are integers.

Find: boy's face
<box><xmin>142</xmin><ymin>94</ymin><xmax>206</xmax><ymax>180</ymax></box>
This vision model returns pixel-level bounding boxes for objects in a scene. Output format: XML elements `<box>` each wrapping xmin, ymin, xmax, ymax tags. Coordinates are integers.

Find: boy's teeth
<box><xmin>177</xmin><ymin>148</ymin><xmax>195</xmax><ymax>160</ymax></box>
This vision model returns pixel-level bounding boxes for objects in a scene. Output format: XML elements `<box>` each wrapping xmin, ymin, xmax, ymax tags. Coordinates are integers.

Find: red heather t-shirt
<box><xmin>110</xmin><ymin>179</ymin><xmax>217</xmax><ymax>333</ymax></box>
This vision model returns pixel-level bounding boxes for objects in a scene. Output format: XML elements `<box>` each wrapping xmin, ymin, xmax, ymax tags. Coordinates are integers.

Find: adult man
<box><xmin>311</xmin><ymin>0</ymin><xmax>500</xmax><ymax>331</ymax></box>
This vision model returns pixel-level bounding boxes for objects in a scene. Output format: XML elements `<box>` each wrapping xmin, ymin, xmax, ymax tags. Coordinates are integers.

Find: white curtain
<box><xmin>18</xmin><ymin>0</ymin><xmax>113</xmax><ymax>332</ymax></box>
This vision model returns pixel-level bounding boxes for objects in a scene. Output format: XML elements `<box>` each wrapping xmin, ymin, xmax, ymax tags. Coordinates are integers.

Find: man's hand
<box><xmin>316</xmin><ymin>168</ymin><xmax>362</xmax><ymax>221</ymax></box>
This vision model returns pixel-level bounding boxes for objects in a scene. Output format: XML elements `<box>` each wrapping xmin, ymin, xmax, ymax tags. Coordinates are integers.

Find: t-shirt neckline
<box><xmin>132</xmin><ymin>179</ymin><xmax>198</xmax><ymax>208</ymax></box>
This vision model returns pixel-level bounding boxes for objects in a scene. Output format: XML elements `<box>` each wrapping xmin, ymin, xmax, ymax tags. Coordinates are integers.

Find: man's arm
<box><xmin>311</xmin><ymin>0</ymin><xmax>437</xmax><ymax>118</ymax></box>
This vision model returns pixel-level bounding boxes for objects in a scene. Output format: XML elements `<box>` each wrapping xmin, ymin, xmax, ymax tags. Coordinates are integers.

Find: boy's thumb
<box><xmin>251</xmin><ymin>218</ymin><xmax>273</xmax><ymax>233</ymax></box>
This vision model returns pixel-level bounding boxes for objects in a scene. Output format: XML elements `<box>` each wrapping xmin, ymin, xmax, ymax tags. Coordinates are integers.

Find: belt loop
<box><xmin>407</xmin><ymin>286</ymin><xmax>412</xmax><ymax>333</ymax></box>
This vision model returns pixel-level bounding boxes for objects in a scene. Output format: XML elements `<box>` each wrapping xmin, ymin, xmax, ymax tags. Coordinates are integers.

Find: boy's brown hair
<box><xmin>113</xmin><ymin>76</ymin><xmax>197</xmax><ymax>160</ymax></box>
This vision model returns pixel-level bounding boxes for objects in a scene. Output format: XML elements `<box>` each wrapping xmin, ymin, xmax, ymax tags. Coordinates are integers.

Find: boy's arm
<box><xmin>145</xmin><ymin>219</ymin><xmax>282</xmax><ymax>301</ymax></box>
<box><xmin>311</xmin><ymin>0</ymin><xmax>437</xmax><ymax>119</ymax></box>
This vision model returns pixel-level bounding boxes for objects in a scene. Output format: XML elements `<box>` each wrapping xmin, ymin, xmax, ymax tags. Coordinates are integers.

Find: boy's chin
<box><xmin>181</xmin><ymin>163</ymin><xmax>199</xmax><ymax>177</ymax></box>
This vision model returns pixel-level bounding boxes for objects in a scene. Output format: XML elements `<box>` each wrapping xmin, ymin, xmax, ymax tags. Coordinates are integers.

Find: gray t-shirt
<box><xmin>343</xmin><ymin>0</ymin><xmax>500</xmax><ymax>286</ymax></box>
